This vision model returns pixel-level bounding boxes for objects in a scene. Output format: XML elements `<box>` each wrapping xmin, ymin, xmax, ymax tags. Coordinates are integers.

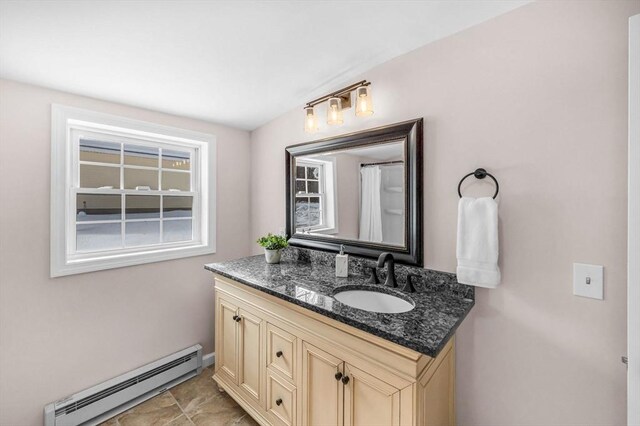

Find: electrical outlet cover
<box><xmin>573</xmin><ymin>263</ymin><xmax>604</xmax><ymax>300</ymax></box>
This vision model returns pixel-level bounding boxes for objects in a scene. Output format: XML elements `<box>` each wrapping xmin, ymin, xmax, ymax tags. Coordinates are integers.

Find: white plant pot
<box><xmin>264</xmin><ymin>248</ymin><xmax>282</xmax><ymax>264</ymax></box>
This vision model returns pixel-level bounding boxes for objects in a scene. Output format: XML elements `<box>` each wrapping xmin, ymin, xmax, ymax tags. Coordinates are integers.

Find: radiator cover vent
<box><xmin>55</xmin><ymin>353</ymin><xmax>196</xmax><ymax>417</ymax></box>
<box><xmin>45</xmin><ymin>345</ymin><xmax>202</xmax><ymax>426</ymax></box>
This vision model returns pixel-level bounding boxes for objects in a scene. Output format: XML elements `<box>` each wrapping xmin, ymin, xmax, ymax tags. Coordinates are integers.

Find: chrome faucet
<box><xmin>377</xmin><ymin>252</ymin><xmax>397</xmax><ymax>288</ymax></box>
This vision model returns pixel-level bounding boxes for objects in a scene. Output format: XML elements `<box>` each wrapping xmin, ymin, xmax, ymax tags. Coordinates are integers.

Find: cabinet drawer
<box><xmin>266</xmin><ymin>323</ymin><xmax>297</xmax><ymax>382</ymax></box>
<box><xmin>266</xmin><ymin>370</ymin><xmax>297</xmax><ymax>426</ymax></box>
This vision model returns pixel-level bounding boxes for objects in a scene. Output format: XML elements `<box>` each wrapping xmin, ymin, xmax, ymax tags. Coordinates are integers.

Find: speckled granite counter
<box><xmin>205</xmin><ymin>249</ymin><xmax>474</xmax><ymax>358</ymax></box>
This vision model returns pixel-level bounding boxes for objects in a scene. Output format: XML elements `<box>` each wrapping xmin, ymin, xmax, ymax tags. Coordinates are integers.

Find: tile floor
<box><xmin>99</xmin><ymin>366</ymin><xmax>258</xmax><ymax>426</ymax></box>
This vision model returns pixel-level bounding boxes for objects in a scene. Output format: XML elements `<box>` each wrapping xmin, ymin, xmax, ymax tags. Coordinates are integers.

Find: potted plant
<box><xmin>256</xmin><ymin>233</ymin><xmax>288</xmax><ymax>264</ymax></box>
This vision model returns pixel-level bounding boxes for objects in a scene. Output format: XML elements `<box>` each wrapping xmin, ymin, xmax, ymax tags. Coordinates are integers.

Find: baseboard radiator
<box><xmin>44</xmin><ymin>344</ymin><xmax>203</xmax><ymax>426</ymax></box>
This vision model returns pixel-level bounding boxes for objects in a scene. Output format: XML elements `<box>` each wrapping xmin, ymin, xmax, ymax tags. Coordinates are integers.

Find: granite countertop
<box><xmin>205</xmin><ymin>252</ymin><xmax>474</xmax><ymax>358</ymax></box>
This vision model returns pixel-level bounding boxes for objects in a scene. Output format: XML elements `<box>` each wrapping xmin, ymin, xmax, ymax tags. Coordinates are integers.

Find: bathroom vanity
<box><xmin>205</xmin><ymin>251</ymin><xmax>473</xmax><ymax>426</ymax></box>
<box><xmin>205</xmin><ymin>119</ymin><xmax>473</xmax><ymax>425</ymax></box>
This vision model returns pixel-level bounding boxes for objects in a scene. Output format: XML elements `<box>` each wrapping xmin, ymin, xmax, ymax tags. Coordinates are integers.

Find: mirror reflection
<box><xmin>294</xmin><ymin>140</ymin><xmax>405</xmax><ymax>246</ymax></box>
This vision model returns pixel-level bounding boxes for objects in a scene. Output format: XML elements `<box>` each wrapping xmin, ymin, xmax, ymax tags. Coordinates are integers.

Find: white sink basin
<box><xmin>333</xmin><ymin>289</ymin><xmax>415</xmax><ymax>314</ymax></box>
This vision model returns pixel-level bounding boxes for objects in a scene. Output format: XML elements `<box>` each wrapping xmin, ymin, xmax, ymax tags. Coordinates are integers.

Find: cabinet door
<box><xmin>343</xmin><ymin>363</ymin><xmax>401</xmax><ymax>426</ymax></box>
<box><xmin>301</xmin><ymin>342</ymin><xmax>344</xmax><ymax>426</ymax></box>
<box><xmin>216</xmin><ymin>297</ymin><xmax>239</xmax><ymax>383</ymax></box>
<box><xmin>237</xmin><ymin>308</ymin><xmax>264</xmax><ymax>406</ymax></box>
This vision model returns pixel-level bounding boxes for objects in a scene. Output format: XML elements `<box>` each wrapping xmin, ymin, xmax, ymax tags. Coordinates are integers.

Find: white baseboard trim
<box><xmin>202</xmin><ymin>352</ymin><xmax>215</xmax><ymax>368</ymax></box>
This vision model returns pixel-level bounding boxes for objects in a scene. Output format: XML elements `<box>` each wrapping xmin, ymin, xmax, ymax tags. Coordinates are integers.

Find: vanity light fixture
<box><xmin>355</xmin><ymin>85</ymin><xmax>374</xmax><ymax>116</ymax></box>
<box><xmin>327</xmin><ymin>97</ymin><xmax>343</xmax><ymax>125</ymax></box>
<box><xmin>303</xmin><ymin>80</ymin><xmax>373</xmax><ymax>132</ymax></box>
<box><xmin>304</xmin><ymin>106</ymin><xmax>318</xmax><ymax>132</ymax></box>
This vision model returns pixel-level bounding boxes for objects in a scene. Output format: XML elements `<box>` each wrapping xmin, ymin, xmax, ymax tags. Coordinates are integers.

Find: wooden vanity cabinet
<box><xmin>301</xmin><ymin>342</ymin><xmax>344</xmax><ymax>425</ymax></box>
<box><xmin>302</xmin><ymin>342</ymin><xmax>405</xmax><ymax>426</ymax></box>
<box><xmin>213</xmin><ymin>275</ymin><xmax>456</xmax><ymax>426</ymax></box>
<box><xmin>343</xmin><ymin>362</ymin><xmax>404</xmax><ymax>426</ymax></box>
<box><xmin>215</xmin><ymin>296</ymin><xmax>265</xmax><ymax>408</ymax></box>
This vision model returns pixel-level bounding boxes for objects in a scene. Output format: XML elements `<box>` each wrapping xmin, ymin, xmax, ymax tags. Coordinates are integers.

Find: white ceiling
<box><xmin>0</xmin><ymin>1</ymin><xmax>529</xmax><ymax>131</ymax></box>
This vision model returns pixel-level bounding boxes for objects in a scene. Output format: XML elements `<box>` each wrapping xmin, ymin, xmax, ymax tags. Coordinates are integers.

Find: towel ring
<box><xmin>457</xmin><ymin>168</ymin><xmax>499</xmax><ymax>199</ymax></box>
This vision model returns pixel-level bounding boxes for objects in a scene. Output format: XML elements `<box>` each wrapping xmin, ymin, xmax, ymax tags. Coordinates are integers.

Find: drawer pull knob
<box><xmin>276</xmin><ymin>351</ymin><xmax>283</xmax><ymax>358</ymax></box>
<box><xmin>275</xmin><ymin>398</ymin><xmax>283</xmax><ymax>406</ymax></box>
<box><xmin>334</xmin><ymin>372</ymin><xmax>343</xmax><ymax>381</ymax></box>
<box><xmin>341</xmin><ymin>376</ymin><xmax>350</xmax><ymax>385</ymax></box>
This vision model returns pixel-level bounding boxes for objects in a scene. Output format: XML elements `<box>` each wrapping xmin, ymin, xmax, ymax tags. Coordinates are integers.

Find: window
<box><xmin>51</xmin><ymin>105</ymin><xmax>216</xmax><ymax>277</ymax></box>
<box><xmin>294</xmin><ymin>159</ymin><xmax>337</xmax><ymax>233</ymax></box>
<box><xmin>295</xmin><ymin>161</ymin><xmax>324</xmax><ymax>229</ymax></box>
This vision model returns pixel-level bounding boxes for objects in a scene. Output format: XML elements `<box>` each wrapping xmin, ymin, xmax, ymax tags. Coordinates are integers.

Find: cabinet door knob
<box><xmin>275</xmin><ymin>398</ymin><xmax>283</xmax><ymax>406</ymax></box>
<box><xmin>341</xmin><ymin>376</ymin><xmax>350</xmax><ymax>385</ymax></box>
<box><xmin>276</xmin><ymin>350</ymin><xmax>283</xmax><ymax>358</ymax></box>
<box><xmin>235</xmin><ymin>316</ymin><xmax>242</xmax><ymax>322</ymax></box>
<box><xmin>232</xmin><ymin>315</ymin><xmax>238</xmax><ymax>321</ymax></box>
<box><xmin>334</xmin><ymin>372</ymin><xmax>343</xmax><ymax>381</ymax></box>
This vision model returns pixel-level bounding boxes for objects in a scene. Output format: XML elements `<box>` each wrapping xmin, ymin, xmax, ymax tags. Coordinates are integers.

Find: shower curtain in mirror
<box><xmin>359</xmin><ymin>165</ymin><xmax>383</xmax><ymax>242</ymax></box>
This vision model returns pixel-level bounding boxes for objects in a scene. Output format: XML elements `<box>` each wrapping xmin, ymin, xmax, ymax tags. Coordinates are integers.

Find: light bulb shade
<box><xmin>355</xmin><ymin>86</ymin><xmax>374</xmax><ymax>117</ymax></box>
<box><xmin>327</xmin><ymin>97</ymin><xmax>344</xmax><ymax>125</ymax></box>
<box><xmin>304</xmin><ymin>106</ymin><xmax>318</xmax><ymax>132</ymax></box>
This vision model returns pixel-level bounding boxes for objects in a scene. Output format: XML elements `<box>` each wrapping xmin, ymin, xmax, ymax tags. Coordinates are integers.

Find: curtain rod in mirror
<box><xmin>360</xmin><ymin>160</ymin><xmax>404</xmax><ymax>167</ymax></box>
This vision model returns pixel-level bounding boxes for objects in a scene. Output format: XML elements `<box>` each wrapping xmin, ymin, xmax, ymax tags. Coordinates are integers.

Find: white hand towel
<box><xmin>456</xmin><ymin>197</ymin><xmax>501</xmax><ymax>288</ymax></box>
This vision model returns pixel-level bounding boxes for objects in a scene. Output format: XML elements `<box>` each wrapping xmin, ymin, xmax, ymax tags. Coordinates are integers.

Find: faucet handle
<box><xmin>404</xmin><ymin>273</ymin><xmax>421</xmax><ymax>293</ymax></box>
<box><xmin>368</xmin><ymin>266</ymin><xmax>380</xmax><ymax>284</ymax></box>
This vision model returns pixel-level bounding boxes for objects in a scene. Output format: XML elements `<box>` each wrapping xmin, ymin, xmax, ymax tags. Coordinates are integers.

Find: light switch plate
<box><xmin>573</xmin><ymin>263</ymin><xmax>604</xmax><ymax>300</ymax></box>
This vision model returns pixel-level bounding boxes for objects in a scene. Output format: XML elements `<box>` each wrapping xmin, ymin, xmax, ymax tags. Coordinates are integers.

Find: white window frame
<box><xmin>295</xmin><ymin>158</ymin><xmax>338</xmax><ymax>234</ymax></box>
<box><xmin>51</xmin><ymin>105</ymin><xmax>216</xmax><ymax>277</ymax></box>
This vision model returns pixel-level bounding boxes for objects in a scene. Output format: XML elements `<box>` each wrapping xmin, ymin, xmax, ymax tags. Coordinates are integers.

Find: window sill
<box><xmin>51</xmin><ymin>243</ymin><xmax>215</xmax><ymax>277</ymax></box>
<box><xmin>296</xmin><ymin>227</ymin><xmax>338</xmax><ymax>235</ymax></box>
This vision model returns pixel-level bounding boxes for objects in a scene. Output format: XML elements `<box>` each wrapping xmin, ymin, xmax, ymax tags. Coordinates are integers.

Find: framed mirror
<box><xmin>285</xmin><ymin>118</ymin><xmax>423</xmax><ymax>266</ymax></box>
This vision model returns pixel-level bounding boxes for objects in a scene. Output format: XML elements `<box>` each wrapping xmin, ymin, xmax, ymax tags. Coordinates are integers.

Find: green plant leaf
<box><xmin>256</xmin><ymin>233</ymin><xmax>289</xmax><ymax>250</ymax></box>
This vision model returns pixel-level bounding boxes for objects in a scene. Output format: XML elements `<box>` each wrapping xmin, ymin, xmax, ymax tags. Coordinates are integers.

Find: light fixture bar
<box><xmin>303</xmin><ymin>80</ymin><xmax>374</xmax><ymax>132</ymax></box>
<box><xmin>304</xmin><ymin>80</ymin><xmax>371</xmax><ymax>108</ymax></box>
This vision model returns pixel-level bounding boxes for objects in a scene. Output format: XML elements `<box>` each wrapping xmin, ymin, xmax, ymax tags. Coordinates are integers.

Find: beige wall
<box><xmin>335</xmin><ymin>153</ymin><xmax>361</xmax><ymax>240</ymax></box>
<box><xmin>1</xmin><ymin>1</ymin><xmax>638</xmax><ymax>424</ymax></box>
<box><xmin>250</xmin><ymin>1</ymin><xmax>639</xmax><ymax>424</ymax></box>
<box><xmin>0</xmin><ymin>79</ymin><xmax>252</xmax><ymax>425</ymax></box>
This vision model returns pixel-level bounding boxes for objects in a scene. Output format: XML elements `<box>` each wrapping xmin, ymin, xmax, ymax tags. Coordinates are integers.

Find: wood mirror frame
<box><xmin>285</xmin><ymin>118</ymin><xmax>423</xmax><ymax>266</ymax></box>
